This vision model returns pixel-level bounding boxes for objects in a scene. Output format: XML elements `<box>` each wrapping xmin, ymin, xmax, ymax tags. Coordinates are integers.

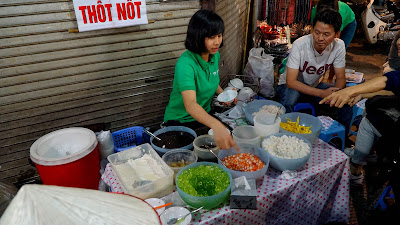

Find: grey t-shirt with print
<box><xmin>278</xmin><ymin>34</ymin><xmax>346</xmax><ymax>88</ymax></box>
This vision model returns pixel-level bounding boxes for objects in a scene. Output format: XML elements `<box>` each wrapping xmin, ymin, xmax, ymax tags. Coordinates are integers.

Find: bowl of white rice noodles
<box><xmin>261</xmin><ymin>133</ymin><xmax>312</xmax><ymax>171</ymax></box>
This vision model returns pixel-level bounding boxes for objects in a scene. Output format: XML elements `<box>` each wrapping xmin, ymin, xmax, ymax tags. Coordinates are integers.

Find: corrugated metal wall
<box><xmin>0</xmin><ymin>0</ymin><xmax>248</xmax><ymax>184</ymax></box>
<box><xmin>216</xmin><ymin>0</ymin><xmax>248</xmax><ymax>86</ymax></box>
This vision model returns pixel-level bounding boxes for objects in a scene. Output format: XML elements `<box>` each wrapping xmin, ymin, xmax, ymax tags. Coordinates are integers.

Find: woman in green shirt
<box><xmin>310</xmin><ymin>0</ymin><xmax>356</xmax><ymax>48</ymax></box>
<box><xmin>164</xmin><ymin>9</ymin><xmax>238</xmax><ymax>150</ymax></box>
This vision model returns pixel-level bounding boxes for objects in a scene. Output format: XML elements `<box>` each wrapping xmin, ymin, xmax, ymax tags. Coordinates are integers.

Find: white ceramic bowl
<box><xmin>230</xmin><ymin>78</ymin><xmax>244</xmax><ymax>89</ymax></box>
<box><xmin>160</xmin><ymin>206</ymin><xmax>192</xmax><ymax>225</ymax></box>
<box><xmin>217</xmin><ymin>90</ymin><xmax>238</xmax><ymax>103</ymax></box>
<box><xmin>224</xmin><ymin>86</ymin><xmax>236</xmax><ymax>91</ymax></box>
<box><xmin>239</xmin><ymin>87</ymin><xmax>254</xmax><ymax>96</ymax></box>
<box><xmin>145</xmin><ymin>198</ymin><xmax>165</xmax><ymax>215</ymax></box>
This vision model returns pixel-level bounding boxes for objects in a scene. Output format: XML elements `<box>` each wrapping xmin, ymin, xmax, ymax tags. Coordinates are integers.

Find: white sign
<box><xmin>72</xmin><ymin>0</ymin><xmax>148</xmax><ymax>32</ymax></box>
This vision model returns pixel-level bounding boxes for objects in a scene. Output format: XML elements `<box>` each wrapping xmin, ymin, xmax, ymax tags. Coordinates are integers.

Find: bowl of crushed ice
<box><xmin>261</xmin><ymin>133</ymin><xmax>312</xmax><ymax>171</ymax></box>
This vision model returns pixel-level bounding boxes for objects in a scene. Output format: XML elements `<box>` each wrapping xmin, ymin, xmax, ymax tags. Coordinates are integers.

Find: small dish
<box><xmin>145</xmin><ymin>198</ymin><xmax>165</xmax><ymax>215</ymax></box>
<box><xmin>217</xmin><ymin>90</ymin><xmax>238</xmax><ymax>104</ymax></box>
<box><xmin>238</xmin><ymin>87</ymin><xmax>254</xmax><ymax>96</ymax></box>
<box><xmin>224</xmin><ymin>86</ymin><xmax>236</xmax><ymax>91</ymax></box>
<box><xmin>229</xmin><ymin>78</ymin><xmax>244</xmax><ymax>89</ymax></box>
<box><xmin>160</xmin><ymin>206</ymin><xmax>192</xmax><ymax>225</ymax></box>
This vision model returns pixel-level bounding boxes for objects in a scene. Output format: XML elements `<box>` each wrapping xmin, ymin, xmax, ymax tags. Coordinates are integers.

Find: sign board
<box><xmin>72</xmin><ymin>0</ymin><xmax>148</xmax><ymax>32</ymax></box>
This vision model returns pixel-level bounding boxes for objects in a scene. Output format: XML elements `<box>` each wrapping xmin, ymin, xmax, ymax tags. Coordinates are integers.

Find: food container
<box><xmin>218</xmin><ymin>143</ymin><xmax>269</xmax><ymax>180</ymax></box>
<box><xmin>232</xmin><ymin>125</ymin><xmax>261</xmax><ymax>147</ymax></box>
<box><xmin>244</xmin><ymin>99</ymin><xmax>285</xmax><ymax>125</ymax></box>
<box><xmin>262</xmin><ymin>133</ymin><xmax>312</xmax><ymax>171</ymax></box>
<box><xmin>207</xmin><ymin>128</ymin><xmax>231</xmax><ymax>136</ymax></box>
<box><xmin>193</xmin><ymin>135</ymin><xmax>220</xmax><ymax>159</ymax></box>
<box><xmin>161</xmin><ymin>149</ymin><xmax>198</xmax><ymax>181</ymax></box>
<box><xmin>279</xmin><ymin>112</ymin><xmax>322</xmax><ymax>144</ymax></box>
<box><xmin>254</xmin><ymin>113</ymin><xmax>281</xmax><ymax>138</ymax></box>
<box><xmin>107</xmin><ymin>143</ymin><xmax>174</xmax><ymax>199</ymax></box>
<box><xmin>150</xmin><ymin>126</ymin><xmax>197</xmax><ymax>156</ymax></box>
<box><xmin>175</xmin><ymin>162</ymin><xmax>232</xmax><ymax>209</ymax></box>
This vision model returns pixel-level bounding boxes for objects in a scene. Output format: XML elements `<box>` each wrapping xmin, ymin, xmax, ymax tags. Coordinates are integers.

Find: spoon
<box><xmin>167</xmin><ymin>206</ymin><xmax>204</xmax><ymax>225</ymax></box>
<box><xmin>207</xmin><ymin>148</ymin><xmax>229</xmax><ymax>169</ymax></box>
<box><xmin>143</xmin><ymin>128</ymin><xmax>161</xmax><ymax>141</ymax></box>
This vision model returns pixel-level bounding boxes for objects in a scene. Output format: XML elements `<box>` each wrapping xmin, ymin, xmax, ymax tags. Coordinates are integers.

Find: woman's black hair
<box><xmin>313</xmin><ymin>8</ymin><xmax>342</xmax><ymax>33</ymax></box>
<box><xmin>185</xmin><ymin>9</ymin><xmax>225</xmax><ymax>54</ymax></box>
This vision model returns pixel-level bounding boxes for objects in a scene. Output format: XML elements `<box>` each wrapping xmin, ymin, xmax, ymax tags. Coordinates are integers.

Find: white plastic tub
<box><xmin>107</xmin><ymin>143</ymin><xmax>174</xmax><ymax>199</ymax></box>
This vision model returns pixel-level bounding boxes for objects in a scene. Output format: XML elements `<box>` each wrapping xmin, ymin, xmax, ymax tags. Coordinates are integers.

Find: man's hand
<box><xmin>349</xmin><ymin>94</ymin><xmax>362</xmax><ymax>107</ymax></box>
<box><xmin>319</xmin><ymin>88</ymin><xmax>356</xmax><ymax>108</ymax></box>
<box><xmin>320</xmin><ymin>87</ymin><xmax>341</xmax><ymax>98</ymax></box>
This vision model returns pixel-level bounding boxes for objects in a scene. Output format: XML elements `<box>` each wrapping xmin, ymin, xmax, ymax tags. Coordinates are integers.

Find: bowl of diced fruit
<box><xmin>218</xmin><ymin>143</ymin><xmax>269</xmax><ymax>180</ymax></box>
<box><xmin>162</xmin><ymin>149</ymin><xmax>198</xmax><ymax>181</ymax></box>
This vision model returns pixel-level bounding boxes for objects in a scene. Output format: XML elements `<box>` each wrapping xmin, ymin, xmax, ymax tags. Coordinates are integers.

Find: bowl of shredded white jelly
<box><xmin>261</xmin><ymin>133</ymin><xmax>312</xmax><ymax>171</ymax></box>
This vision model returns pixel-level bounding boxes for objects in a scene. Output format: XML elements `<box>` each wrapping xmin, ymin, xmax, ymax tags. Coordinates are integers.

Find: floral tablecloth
<box><xmin>102</xmin><ymin>139</ymin><xmax>350</xmax><ymax>225</ymax></box>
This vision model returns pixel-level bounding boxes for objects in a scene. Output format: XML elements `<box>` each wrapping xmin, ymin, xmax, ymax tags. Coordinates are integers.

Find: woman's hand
<box><xmin>212</xmin><ymin>124</ymin><xmax>239</xmax><ymax>151</ymax></box>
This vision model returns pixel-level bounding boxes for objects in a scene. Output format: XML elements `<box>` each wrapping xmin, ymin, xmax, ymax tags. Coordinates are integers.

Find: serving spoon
<box><xmin>207</xmin><ymin>148</ymin><xmax>229</xmax><ymax>169</ymax></box>
<box><xmin>166</xmin><ymin>206</ymin><xmax>203</xmax><ymax>225</ymax></box>
<box><xmin>143</xmin><ymin>128</ymin><xmax>161</xmax><ymax>141</ymax></box>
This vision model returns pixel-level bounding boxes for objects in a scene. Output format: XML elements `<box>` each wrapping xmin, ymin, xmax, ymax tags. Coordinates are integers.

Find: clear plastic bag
<box><xmin>244</xmin><ymin>48</ymin><xmax>275</xmax><ymax>98</ymax></box>
<box><xmin>96</xmin><ymin>130</ymin><xmax>114</xmax><ymax>159</ymax></box>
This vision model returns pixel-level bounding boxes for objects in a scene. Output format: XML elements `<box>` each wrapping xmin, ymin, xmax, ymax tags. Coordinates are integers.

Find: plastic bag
<box><xmin>244</xmin><ymin>48</ymin><xmax>275</xmax><ymax>98</ymax></box>
<box><xmin>96</xmin><ymin>130</ymin><xmax>114</xmax><ymax>159</ymax></box>
<box><xmin>0</xmin><ymin>179</ymin><xmax>18</xmax><ymax>217</ymax></box>
<box><xmin>0</xmin><ymin>184</ymin><xmax>160</xmax><ymax>225</ymax></box>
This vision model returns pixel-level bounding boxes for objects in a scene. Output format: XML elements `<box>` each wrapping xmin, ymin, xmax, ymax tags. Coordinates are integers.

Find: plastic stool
<box><xmin>318</xmin><ymin>116</ymin><xmax>346</xmax><ymax>151</ymax></box>
<box><xmin>349</xmin><ymin>99</ymin><xmax>367</xmax><ymax>136</ymax></box>
<box><xmin>254</xmin><ymin>95</ymin><xmax>266</xmax><ymax>100</ymax></box>
<box><xmin>294</xmin><ymin>103</ymin><xmax>316</xmax><ymax>116</ymax></box>
<box><xmin>374</xmin><ymin>185</ymin><xmax>395</xmax><ymax>211</ymax></box>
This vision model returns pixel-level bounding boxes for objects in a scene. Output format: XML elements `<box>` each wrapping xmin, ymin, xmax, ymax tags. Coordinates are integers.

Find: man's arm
<box><xmin>286</xmin><ymin>67</ymin><xmax>337</xmax><ymax>98</ymax></box>
<box><xmin>333</xmin><ymin>66</ymin><xmax>346</xmax><ymax>88</ymax></box>
<box><xmin>319</xmin><ymin>76</ymin><xmax>388</xmax><ymax>108</ymax></box>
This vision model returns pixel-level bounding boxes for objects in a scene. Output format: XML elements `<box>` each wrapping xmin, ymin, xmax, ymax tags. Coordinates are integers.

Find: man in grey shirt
<box><xmin>277</xmin><ymin>8</ymin><xmax>353</xmax><ymax>141</ymax></box>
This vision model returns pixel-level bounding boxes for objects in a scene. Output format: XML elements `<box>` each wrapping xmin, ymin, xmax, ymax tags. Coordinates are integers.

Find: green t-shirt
<box><xmin>310</xmin><ymin>1</ymin><xmax>355</xmax><ymax>31</ymax></box>
<box><xmin>164</xmin><ymin>50</ymin><xmax>220</xmax><ymax>123</ymax></box>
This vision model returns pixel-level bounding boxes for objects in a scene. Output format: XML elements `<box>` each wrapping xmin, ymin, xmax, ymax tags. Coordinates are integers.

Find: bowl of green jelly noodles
<box><xmin>176</xmin><ymin>162</ymin><xmax>232</xmax><ymax>209</ymax></box>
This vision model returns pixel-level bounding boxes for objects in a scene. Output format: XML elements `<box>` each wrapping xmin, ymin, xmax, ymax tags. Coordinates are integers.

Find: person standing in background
<box><xmin>310</xmin><ymin>0</ymin><xmax>356</xmax><ymax>48</ymax></box>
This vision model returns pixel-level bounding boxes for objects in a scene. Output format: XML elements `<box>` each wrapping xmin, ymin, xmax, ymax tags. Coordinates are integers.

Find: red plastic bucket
<box><xmin>30</xmin><ymin>127</ymin><xmax>100</xmax><ymax>189</ymax></box>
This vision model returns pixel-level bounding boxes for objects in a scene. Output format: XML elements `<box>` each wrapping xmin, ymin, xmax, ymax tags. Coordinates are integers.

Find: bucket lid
<box><xmin>30</xmin><ymin>127</ymin><xmax>98</xmax><ymax>166</ymax></box>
